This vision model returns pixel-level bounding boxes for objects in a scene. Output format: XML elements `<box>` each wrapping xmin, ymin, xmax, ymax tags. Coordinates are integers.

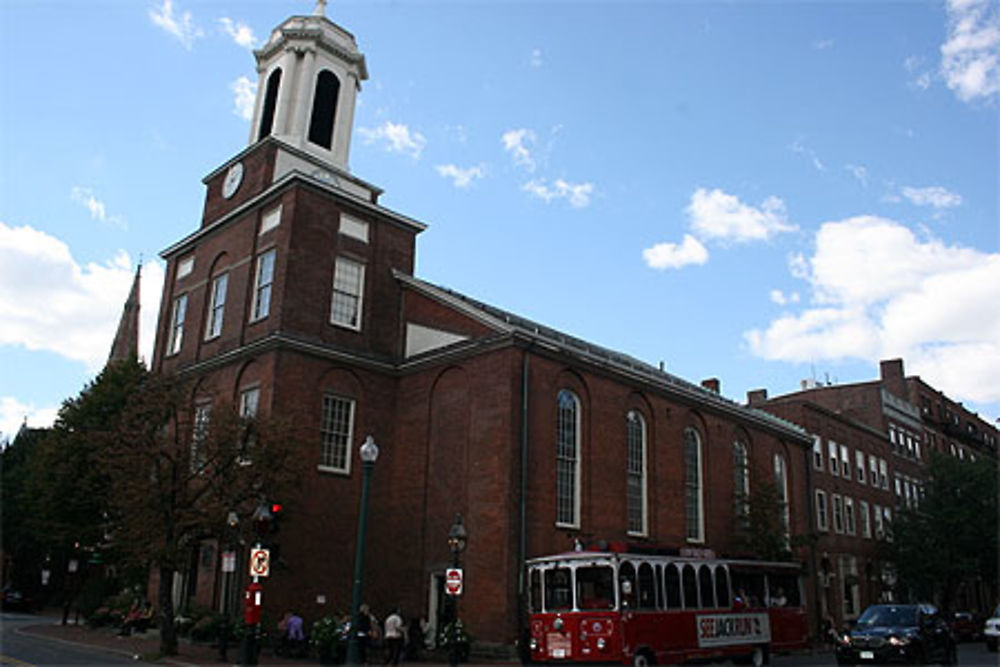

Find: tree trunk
<box><xmin>157</xmin><ymin>565</ymin><xmax>178</xmax><ymax>656</ymax></box>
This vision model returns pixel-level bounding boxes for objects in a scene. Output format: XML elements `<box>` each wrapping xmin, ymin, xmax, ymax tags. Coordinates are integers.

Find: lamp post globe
<box><xmin>346</xmin><ymin>436</ymin><xmax>379</xmax><ymax>666</ymax></box>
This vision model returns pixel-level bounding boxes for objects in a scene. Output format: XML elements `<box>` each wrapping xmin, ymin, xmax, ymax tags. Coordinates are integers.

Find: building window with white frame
<box><xmin>319</xmin><ymin>394</ymin><xmax>355</xmax><ymax>473</ymax></box>
<box><xmin>874</xmin><ymin>503</ymin><xmax>884</xmax><ymax>538</ymax></box>
<box><xmin>191</xmin><ymin>401</ymin><xmax>211</xmax><ymax>473</ymax></box>
<box><xmin>879</xmin><ymin>458</ymin><xmax>889</xmax><ymax>490</ymax></box>
<box><xmin>832</xmin><ymin>494</ymin><xmax>844</xmax><ymax>533</ymax></box>
<box><xmin>167</xmin><ymin>294</ymin><xmax>188</xmax><ymax>355</ymax></box>
<box><xmin>238</xmin><ymin>386</ymin><xmax>259</xmax><ymax>464</ymax></box>
<box><xmin>828</xmin><ymin>441</ymin><xmax>839</xmax><ymax>476</ymax></box>
<box><xmin>330</xmin><ymin>256</ymin><xmax>365</xmax><ymax>330</ymax></box>
<box><xmin>869</xmin><ymin>454</ymin><xmax>878</xmax><ymax>486</ymax></box>
<box><xmin>859</xmin><ymin>499</ymin><xmax>871</xmax><ymax>538</ymax></box>
<box><xmin>733</xmin><ymin>441</ymin><xmax>750</xmax><ymax>522</ymax></box>
<box><xmin>773</xmin><ymin>453</ymin><xmax>790</xmax><ymax>545</ymax></box>
<box><xmin>816</xmin><ymin>489</ymin><xmax>829</xmax><ymax>531</ymax></box>
<box><xmin>883</xmin><ymin>506</ymin><xmax>892</xmax><ymax>541</ymax></box>
<box><xmin>339</xmin><ymin>213</ymin><xmax>369</xmax><ymax>242</ymax></box>
<box><xmin>251</xmin><ymin>249</ymin><xmax>276</xmax><ymax>321</ymax></box>
<box><xmin>260</xmin><ymin>204</ymin><xmax>281</xmax><ymax>235</ymax></box>
<box><xmin>856</xmin><ymin>450</ymin><xmax>866</xmax><ymax>483</ymax></box>
<box><xmin>205</xmin><ymin>273</ymin><xmax>228</xmax><ymax>339</ymax></box>
<box><xmin>845</xmin><ymin>496</ymin><xmax>856</xmax><ymax>535</ymax></box>
<box><xmin>812</xmin><ymin>435</ymin><xmax>824</xmax><ymax>471</ymax></box>
<box><xmin>556</xmin><ymin>390</ymin><xmax>581</xmax><ymax>528</ymax></box>
<box><xmin>626</xmin><ymin>411</ymin><xmax>647</xmax><ymax>536</ymax></box>
<box><xmin>684</xmin><ymin>427</ymin><xmax>704</xmax><ymax>543</ymax></box>
<box><xmin>840</xmin><ymin>444</ymin><xmax>851</xmax><ymax>478</ymax></box>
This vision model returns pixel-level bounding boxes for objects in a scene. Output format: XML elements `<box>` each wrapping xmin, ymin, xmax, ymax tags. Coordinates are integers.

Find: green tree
<box><xmin>103</xmin><ymin>373</ymin><xmax>302</xmax><ymax>656</ymax></box>
<box><xmin>734</xmin><ymin>480</ymin><xmax>798</xmax><ymax>561</ymax></box>
<box><xmin>884</xmin><ymin>451</ymin><xmax>998</xmax><ymax>612</ymax></box>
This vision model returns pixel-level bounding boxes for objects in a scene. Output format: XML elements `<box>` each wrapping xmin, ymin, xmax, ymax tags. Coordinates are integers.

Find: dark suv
<box><xmin>836</xmin><ymin>604</ymin><xmax>957</xmax><ymax>665</ymax></box>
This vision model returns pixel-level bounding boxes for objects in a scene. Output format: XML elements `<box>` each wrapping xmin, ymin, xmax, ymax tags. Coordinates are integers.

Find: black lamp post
<box><xmin>346</xmin><ymin>436</ymin><xmax>380</xmax><ymax>666</ymax></box>
<box><xmin>241</xmin><ymin>501</ymin><xmax>272</xmax><ymax>666</ymax></box>
<box><xmin>447</xmin><ymin>514</ymin><xmax>468</xmax><ymax>667</ymax></box>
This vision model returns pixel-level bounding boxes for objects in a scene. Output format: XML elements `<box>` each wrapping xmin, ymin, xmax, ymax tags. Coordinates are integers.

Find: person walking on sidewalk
<box><xmin>383</xmin><ymin>607</ymin><xmax>405</xmax><ymax>665</ymax></box>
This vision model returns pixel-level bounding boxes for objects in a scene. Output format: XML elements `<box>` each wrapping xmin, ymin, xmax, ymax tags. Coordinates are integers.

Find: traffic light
<box><xmin>269</xmin><ymin>501</ymin><xmax>284</xmax><ymax>534</ymax></box>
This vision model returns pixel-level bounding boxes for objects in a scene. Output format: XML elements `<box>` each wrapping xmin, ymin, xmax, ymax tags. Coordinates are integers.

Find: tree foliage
<box><xmin>733</xmin><ymin>479</ymin><xmax>800</xmax><ymax>561</ymax></box>
<box><xmin>884</xmin><ymin>451</ymin><xmax>998</xmax><ymax>611</ymax></box>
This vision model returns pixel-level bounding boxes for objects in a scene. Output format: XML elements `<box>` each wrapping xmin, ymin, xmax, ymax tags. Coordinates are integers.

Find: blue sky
<box><xmin>1</xmin><ymin>0</ymin><xmax>998</xmax><ymax>440</ymax></box>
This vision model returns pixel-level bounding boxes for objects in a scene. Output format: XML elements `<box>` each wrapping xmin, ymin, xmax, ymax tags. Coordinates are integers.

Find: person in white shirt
<box><xmin>383</xmin><ymin>607</ymin><xmax>405</xmax><ymax>665</ymax></box>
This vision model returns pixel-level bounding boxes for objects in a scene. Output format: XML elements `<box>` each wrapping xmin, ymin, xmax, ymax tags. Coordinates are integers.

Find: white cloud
<box><xmin>745</xmin><ymin>215</ymin><xmax>1000</xmax><ymax>405</ymax></box>
<box><xmin>530</xmin><ymin>48</ymin><xmax>544</xmax><ymax>68</ymax></box>
<box><xmin>0</xmin><ymin>222</ymin><xmax>164</xmax><ymax>373</ymax></box>
<box><xmin>901</xmin><ymin>185</ymin><xmax>963</xmax><ymax>209</ymax></box>
<box><xmin>0</xmin><ymin>396</ymin><xmax>59</xmax><ymax>442</ymax></box>
<box><xmin>230</xmin><ymin>76</ymin><xmax>257</xmax><ymax>121</ymax></box>
<box><xmin>769</xmin><ymin>289</ymin><xmax>800</xmax><ymax>306</ymax></box>
<box><xmin>687</xmin><ymin>188</ymin><xmax>796</xmax><ymax>243</ymax></box>
<box><xmin>941</xmin><ymin>0</ymin><xmax>1000</xmax><ymax>102</ymax></box>
<box><xmin>501</xmin><ymin>129</ymin><xmax>537</xmax><ymax>172</ymax></box>
<box><xmin>845</xmin><ymin>164</ymin><xmax>869</xmax><ymax>188</ymax></box>
<box><xmin>522</xmin><ymin>178</ymin><xmax>594</xmax><ymax>208</ymax></box>
<box><xmin>358</xmin><ymin>121</ymin><xmax>427</xmax><ymax>159</ymax></box>
<box><xmin>790</xmin><ymin>139</ymin><xmax>825</xmax><ymax>171</ymax></box>
<box><xmin>642</xmin><ymin>234</ymin><xmax>709</xmax><ymax>270</ymax></box>
<box><xmin>70</xmin><ymin>187</ymin><xmax>126</xmax><ymax>229</ymax></box>
<box><xmin>219</xmin><ymin>17</ymin><xmax>257</xmax><ymax>49</ymax></box>
<box><xmin>436</xmin><ymin>164</ymin><xmax>486</xmax><ymax>188</ymax></box>
<box><xmin>149</xmin><ymin>0</ymin><xmax>203</xmax><ymax>50</ymax></box>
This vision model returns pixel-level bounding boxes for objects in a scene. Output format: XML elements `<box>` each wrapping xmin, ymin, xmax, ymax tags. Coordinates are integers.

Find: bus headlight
<box><xmin>529</xmin><ymin>638</ymin><xmax>538</xmax><ymax>651</ymax></box>
<box><xmin>596</xmin><ymin>638</ymin><xmax>606</xmax><ymax>651</ymax></box>
<box><xmin>553</xmin><ymin>617</ymin><xmax>564</xmax><ymax>631</ymax></box>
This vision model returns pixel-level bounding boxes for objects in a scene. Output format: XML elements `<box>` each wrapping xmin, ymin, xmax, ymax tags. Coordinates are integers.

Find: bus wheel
<box><xmin>749</xmin><ymin>645</ymin><xmax>769</xmax><ymax>667</ymax></box>
<box><xmin>632</xmin><ymin>649</ymin><xmax>654</xmax><ymax>667</ymax></box>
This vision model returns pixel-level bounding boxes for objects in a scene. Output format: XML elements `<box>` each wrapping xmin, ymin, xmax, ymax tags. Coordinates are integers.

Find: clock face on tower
<box><xmin>222</xmin><ymin>161</ymin><xmax>244</xmax><ymax>199</ymax></box>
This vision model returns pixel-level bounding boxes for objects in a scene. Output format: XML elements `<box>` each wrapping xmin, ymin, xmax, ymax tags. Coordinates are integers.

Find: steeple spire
<box><xmin>108</xmin><ymin>263</ymin><xmax>141</xmax><ymax>364</ymax></box>
<box><xmin>314</xmin><ymin>0</ymin><xmax>328</xmax><ymax>17</ymax></box>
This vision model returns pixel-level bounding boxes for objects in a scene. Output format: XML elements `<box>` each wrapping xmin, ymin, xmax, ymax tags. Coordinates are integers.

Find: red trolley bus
<box><xmin>526</xmin><ymin>545</ymin><xmax>809</xmax><ymax>666</ymax></box>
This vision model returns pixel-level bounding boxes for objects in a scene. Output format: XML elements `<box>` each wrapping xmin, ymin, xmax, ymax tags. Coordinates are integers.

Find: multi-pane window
<box><xmin>319</xmin><ymin>394</ymin><xmax>355</xmax><ymax>472</ymax></box>
<box><xmin>251</xmin><ymin>249</ymin><xmax>276</xmax><ymax>321</ymax></box>
<box><xmin>556</xmin><ymin>390</ymin><xmax>581</xmax><ymax>527</ymax></box>
<box><xmin>869</xmin><ymin>455</ymin><xmax>878</xmax><ymax>486</ymax></box>
<box><xmin>812</xmin><ymin>435</ymin><xmax>824</xmax><ymax>471</ymax></box>
<box><xmin>840</xmin><ymin>444</ymin><xmax>851</xmax><ymax>478</ymax></box>
<box><xmin>879</xmin><ymin>459</ymin><xmax>889</xmax><ymax>490</ymax></box>
<box><xmin>626</xmin><ymin>411</ymin><xmax>647</xmax><ymax>536</ymax></box>
<box><xmin>859</xmin><ymin>500</ymin><xmax>871</xmax><ymax>538</ymax></box>
<box><xmin>684</xmin><ymin>428</ymin><xmax>703</xmax><ymax>542</ymax></box>
<box><xmin>205</xmin><ymin>273</ymin><xmax>228</xmax><ymax>339</ymax></box>
<box><xmin>167</xmin><ymin>294</ymin><xmax>188</xmax><ymax>355</ymax></box>
<box><xmin>828</xmin><ymin>441</ymin><xmax>839</xmax><ymax>477</ymax></box>
<box><xmin>832</xmin><ymin>494</ymin><xmax>844</xmax><ymax>533</ymax></box>
<box><xmin>816</xmin><ymin>489</ymin><xmax>829</xmax><ymax>531</ymax></box>
<box><xmin>773</xmin><ymin>453</ymin><xmax>790</xmax><ymax>545</ymax></box>
<box><xmin>855</xmin><ymin>450</ymin><xmax>866</xmax><ymax>483</ymax></box>
<box><xmin>238</xmin><ymin>387</ymin><xmax>259</xmax><ymax>464</ymax></box>
<box><xmin>845</xmin><ymin>496</ymin><xmax>856</xmax><ymax>535</ymax></box>
<box><xmin>874</xmin><ymin>503</ymin><xmax>884</xmax><ymax>538</ymax></box>
<box><xmin>191</xmin><ymin>401</ymin><xmax>211</xmax><ymax>473</ymax></box>
<box><xmin>883</xmin><ymin>507</ymin><xmax>893</xmax><ymax>541</ymax></box>
<box><xmin>733</xmin><ymin>441</ymin><xmax>750</xmax><ymax>521</ymax></box>
<box><xmin>331</xmin><ymin>257</ymin><xmax>365</xmax><ymax>329</ymax></box>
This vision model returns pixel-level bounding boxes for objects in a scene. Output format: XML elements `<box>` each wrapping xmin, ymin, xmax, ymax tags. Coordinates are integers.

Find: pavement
<box><xmin>15</xmin><ymin>609</ymin><xmax>481</xmax><ymax>666</ymax></box>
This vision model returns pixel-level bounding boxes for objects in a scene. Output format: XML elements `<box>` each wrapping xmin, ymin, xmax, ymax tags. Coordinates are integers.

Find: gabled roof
<box><xmin>395</xmin><ymin>271</ymin><xmax>810</xmax><ymax>443</ymax></box>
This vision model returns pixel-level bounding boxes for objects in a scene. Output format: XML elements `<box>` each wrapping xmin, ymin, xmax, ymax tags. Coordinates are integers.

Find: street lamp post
<box><xmin>241</xmin><ymin>501</ymin><xmax>273</xmax><ymax>666</ymax></box>
<box><xmin>447</xmin><ymin>514</ymin><xmax>468</xmax><ymax>667</ymax></box>
<box><xmin>346</xmin><ymin>436</ymin><xmax>380</xmax><ymax>666</ymax></box>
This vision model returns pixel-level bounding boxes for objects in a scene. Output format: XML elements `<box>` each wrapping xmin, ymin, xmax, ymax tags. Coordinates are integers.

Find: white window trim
<box><xmin>339</xmin><ymin>213</ymin><xmax>370</xmax><ymax>243</ymax></box>
<box><xmin>845</xmin><ymin>496</ymin><xmax>856</xmax><ymax>535</ymax></box>
<box><xmin>812</xmin><ymin>435</ymin><xmax>824</xmax><ymax>472</ymax></box>
<box><xmin>330</xmin><ymin>256</ymin><xmax>365</xmax><ymax>331</ymax></box>
<box><xmin>828</xmin><ymin>441</ymin><xmax>839</xmax><ymax>477</ymax></box>
<box><xmin>317</xmin><ymin>394</ymin><xmax>356</xmax><ymax>475</ymax></box>
<box><xmin>860</xmin><ymin>499</ymin><xmax>871</xmax><ymax>539</ymax></box>
<box><xmin>816</xmin><ymin>489</ymin><xmax>829</xmax><ymax>532</ymax></box>
<box><xmin>626</xmin><ymin>411</ymin><xmax>648</xmax><ymax>537</ymax></box>
<box><xmin>685</xmin><ymin>428</ymin><xmax>705</xmax><ymax>544</ymax></box>
<box><xmin>832</xmin><ymin>493</ymin><xmax>844</xmax><ymax>534</ymax></box>
<box><xmin>205</xmin><ymin>273</ymin><xmax>228</xmax><ymax>340</ymax></box>
<box><xmin>167</xmin><ymin>294</ymin><xmax>187</xmax><ymax>355</ymax></box>
<box><xmin>556</xmin><ymin>390</ymin><xmax>582</xmax><ymax>529</ymax></box>
<box><xmin>260</xmin><ymin>204</ymin><xmax>282</xmax><ymax>235</ymax></box>
<box><xmin>177</xmin><ymin>255</ymin><xmax>194</xmax><ymax>280</ymax></box>
<box><xmin>250</xmin><ymin>249</ymin><xmax>276</xmax><ymax>322</ymax></box>
<box><xmin>840</xmin><ymin>444</ymin><xmax>851</xmax><ymax>478</ymax></box>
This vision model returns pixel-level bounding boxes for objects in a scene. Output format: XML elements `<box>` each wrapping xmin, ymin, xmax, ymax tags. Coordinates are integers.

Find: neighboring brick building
<box><xmin>149</xmin><ymin>4</ymin><xmax>817</xmax><ymax>647</ymax></box>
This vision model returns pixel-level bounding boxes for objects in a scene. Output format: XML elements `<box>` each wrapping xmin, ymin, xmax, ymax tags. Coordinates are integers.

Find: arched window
<box><xmin>664</xmin><ymin>563</ymin><xmax>682</xmax><ymax>609</ymax></box>
<box><xmin>699</xmin><ymin>564</ymin><xmax>715</xmax><ymax>608</ymax></box>
<box><xmin>556</xmin><ymin>390</ymin><xmax>581</xmax><ymax>527</ymax></box>
<box><xmin>684</xmin><ymin>427</ymin><xmax>704</xmax><ymax>542</ymax></box>
<box><xmin>626</xmin><ymin>410</ymin><xmax>647</xmax><ymax>536</ymax></box>
<box><xmin>619</xmin><ymin>561</ymin><xmax>637</xmax><ymax>609</ymax></box>
<box><xmin>637</xmin><ymin>562</ymin><xmax>656</xmax><ymax>609</ymax></box>
<box><xmin>715</xmin><ymin>565</ymin><xmax>731</xmax><ymax>608</ymax></box>
<box><xmin>773</xmin><ymin>453</ymin><xmax>790</xmax><ymax>547</ymax></box>
<box><xmin>308</xmin><ymin>70</ymin><xmax>341</xmax><ymax>149</ymax></box>
<box><xmin>733</xmin><ymin>440</ymin><xmax>750</xmax><ymax>522</ymax></box>
<box><xmin>682</xmin><ymin>564</ymin><xmax>698</xmax><ymax>609</ymax></box>
<box><xmin>257</xmin><ymin>68</ymin><xmax>282</xmax><ymax>141</ymax></box>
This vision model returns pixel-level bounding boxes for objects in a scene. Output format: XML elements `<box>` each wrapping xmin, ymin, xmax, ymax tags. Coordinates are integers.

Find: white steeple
<box><xmin>248</xmin><ymin>3</ymin><xmax>367</xmax><ymax>172</ymax></box>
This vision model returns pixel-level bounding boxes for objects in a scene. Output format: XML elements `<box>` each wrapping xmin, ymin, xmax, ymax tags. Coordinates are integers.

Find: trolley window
<box><xmin>545</xmin><ymin>567</ymin><xmax>573</xmax><ymax>611</ymax></box>
<box><xmin>577</xmin><ymin>565</ymin><xmax>615</xmax><ymax>610</ymax></box>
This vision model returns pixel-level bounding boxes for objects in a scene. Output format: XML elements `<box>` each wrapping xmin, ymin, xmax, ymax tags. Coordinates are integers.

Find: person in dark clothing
<box><xmin>357</xmin><ymin>604</ymin><xmax>373</xmax><ymax>665</ymax></box>
<box><xmin>405</xmin><ymin>617</ymin><xmax>425</xmax><ymax>661</ymax></box>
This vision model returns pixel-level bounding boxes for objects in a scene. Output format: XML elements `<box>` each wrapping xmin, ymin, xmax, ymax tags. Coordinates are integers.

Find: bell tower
<box><xmin>248</xmin><ymin>0</ymin><xmax>367</xmax><ymax>172</ymax></box>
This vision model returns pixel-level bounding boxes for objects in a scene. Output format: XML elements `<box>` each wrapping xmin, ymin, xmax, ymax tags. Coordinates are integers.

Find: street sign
<box><xmin>222</xmin><ymin>551</ymin><xmax>236</xmax><ymax>573</ymax></box>
<box><xmin>249</xmin><ymin>547</ymin><xmax>270</xmax><ymax>578</ymax></box>
<box><xmin>445</xmin><ymin>567</ymin><xmax>463</xmax><ymax>596</ymax></box>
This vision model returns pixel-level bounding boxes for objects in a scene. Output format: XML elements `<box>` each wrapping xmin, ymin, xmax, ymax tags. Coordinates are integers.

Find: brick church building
<box><xmin>151</xmin><ymin>2</ymin><xmax>819</xmax><ymax>648</ymax></box>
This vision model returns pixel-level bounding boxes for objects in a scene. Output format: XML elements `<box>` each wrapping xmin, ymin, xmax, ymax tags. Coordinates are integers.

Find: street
<box><xmin>770</xmin><ymin>642</ymin><xmax>998</xmax><ymax>667</ymax></box>
<box><xmin>1</xmin><ymin>612</ymin><xmax>138</xmax><ymax>666</ymax></box>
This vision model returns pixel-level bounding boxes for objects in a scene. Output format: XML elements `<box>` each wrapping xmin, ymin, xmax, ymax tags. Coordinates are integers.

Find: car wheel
<box><xmin>632</xmin><ymin>649</ymin><xmax>654</xmax><ymax>667</ymax></box>
<box><xmin>748</xmin><ymin>645</ymin><xmax>769</xmax><ymax>667</ymax></box>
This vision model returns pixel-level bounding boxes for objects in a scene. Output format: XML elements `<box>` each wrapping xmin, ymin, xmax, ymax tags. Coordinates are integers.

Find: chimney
<box><xmin>701</xmin><ymin>378</ymin><xmax>720</xmax><ymax>393</ymax></box>
<box><xmin>879</xmin><ymin>358</ymin><xmax>907</xmax><ymax>398</ymax></box>
<box><xmin>747</xmin><ymin>389</ymin><xmax>768</xmax><ymax>407</ymax></box>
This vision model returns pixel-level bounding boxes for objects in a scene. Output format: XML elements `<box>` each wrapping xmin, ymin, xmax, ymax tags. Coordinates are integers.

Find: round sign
<box><xmin>445</xmin><ymin>567</ymin><xmax>463</xmax><ymax>596</ymax></box>
<box><xmin>249</xmin><ymin>548</ymin><xmax>270</xmax><ymax>577</ymax></box>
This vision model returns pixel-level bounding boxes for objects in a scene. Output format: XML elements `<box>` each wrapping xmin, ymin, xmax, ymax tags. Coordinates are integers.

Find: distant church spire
<box><xmin>108</xmin><ymin>263</ymin><xmax>141</xmax><ymax>364</ymax></box>
<box><xmin>314</xmin><ymin>0</ymin><xmax>328</xmax><ymax>16</ymax></box>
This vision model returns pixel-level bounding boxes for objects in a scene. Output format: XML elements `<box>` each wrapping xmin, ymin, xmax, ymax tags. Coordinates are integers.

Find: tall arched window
<box><xmin>257</xmin><ymin>68</ymin><xmax>282</xmax><ymax>141</ymax></box>
<box><xmin>684</xmin><ymin>427</ymin><xmax>704</xmax><ymax>542</ymax></box>
<box><xmin>308</xmin><ymin>70</ymin><xmax>341</xmax><ymax>149</ymax></box>
<box><xmin>773</xmin><ymin>453</ymin><xmax>790</xmax><ymax>547</ymax></box>
<box><xmin>626</xmin><ymin>411</ymin><xmax>647</xmax><ymax>536</ymax></box>
<box><xmin>733</xmin><ymin>440</ymin><xmax>750</xmax><ymax>522</ymax></box>
<box><xmin>556</xmin><ymin>390</ymin><xmax>581</xmax><ymax>527</ymax></box>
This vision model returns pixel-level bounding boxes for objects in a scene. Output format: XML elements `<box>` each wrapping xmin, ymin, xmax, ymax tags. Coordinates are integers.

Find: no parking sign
<box><xmin>249</xmin><ymin>547</ymin><xmax>270</xmax><ymax>578</ymax></box>
<box><xmin>445</xmin><ymin>568</ymin><xmax>463</xmax><ymax>596</ymax></box>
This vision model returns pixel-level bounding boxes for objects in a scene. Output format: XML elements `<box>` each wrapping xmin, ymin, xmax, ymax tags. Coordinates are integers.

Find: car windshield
<box><xmin>857</xmin><ymin>606</ymin><xmax>917</xmax><ymax>627</ymax></box>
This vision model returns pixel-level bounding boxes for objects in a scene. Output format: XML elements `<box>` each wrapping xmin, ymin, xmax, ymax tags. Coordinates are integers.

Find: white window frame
<box><xmin>251</xmin><ymin>249</ymin><xmax>276</xmax><ymax>322</ymax></box>
<box><xmin>177</xmin><ymin>255</ymin><xmax>194</xmax><ymax>280</ymax></box>
<box><xmin>869</xmin><ymin>454</ymin><xmax>878</xmax><ymax>487</ymax></box>
<box><xmin>845</xmin><ymin>496</ymin><xmax>856</xmax><ymax>535</ymax></box>
<box><xmin>237</xmin><ymin>386</ymin><xmax>260</xmax><ymax>465</ymax></box>
<box><xmin>812</xmin><ymin>435</ymin><xmax>824</xmax><ymax>471</ymax></box>
<box><xmin>733</xmin><ymin>440</ymin><xmax>751</xmax><ymax>521</ymax></box>
<box><xmin>828</xmin><ymin>441</ymin><xmax>839</xmax><ymax>476</ymax></box>
<box><xmin>840</xmin><ymin>444</ymin><xmax>851</xmax><ymax>478</ymax></box>
<box><xmin>773</xmin><ymin>453</ymin><xmax>790</xmax><ymax>546</ymax></box>
<box><xmin>556</xmin><ymin>390</ymin><xmax>582</xmax><ymax>529</ymax></box>
<box><xmin>330</xmin><ymin>256</ymin><xmax>365</xmax><ymax>330</ymax></box>
<box><xmin>339</xmin><ymin>213</ymin><xmax>370</xmax><ymax>243</ymax></box>
<box><xmin>205</xmin><ymin>272</ymin><xmax>228</xmax><ymax>340</ymax></box>
<box><xmin>856</xmin><ymin>450</ymin><xmax>866</xmax><ymax>483</ymax></box>
<box><xmin>874</xmin><ymin>503</ymin><xmax>884</xmax><ymax>538</ymax></box>
<box><xmin>815</xmin><ymin>489</ymin><xmax>829</xmax><ymax>532</ymax></box>
<box><xmin>626</xmin><ymin>411</ymin><xmax>648</xmax><ymax>537</ymax></box>
<box><xmin>832</xmin><ymin>493</ymin><xmax>844</xmax><ymax>534</ymax></box>
<box><xmin>167</xmin><ymin>294</ymin><xmax>187</xmax><ymax>355</ymax></box>
<box><xmin>860</xmin><ymin>499</ymin><xmax>871</xmax><ymax>538</ymax></box>
<box><xmin>684</xmin><ymin>427</ymin><xmax>704</xmax><ymax>543</ymax></box>
<box><xmin>319</xmin><ymin>393</ymin><xmax>355</xmax><ymax>474</ymax></box>
<box><xmin>879</xmin><ymin>458</ymin><xmax>889</xmax><ymax>490</ymax></box>
<box><xmin>260</xmin><ymin>204</ymin><xmax>282</xmax><ymax>235</ymax></box>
